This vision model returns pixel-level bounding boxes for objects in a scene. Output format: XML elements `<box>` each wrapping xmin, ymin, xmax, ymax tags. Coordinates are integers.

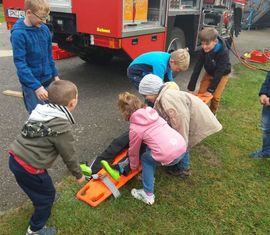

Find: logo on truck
<box><xmin>96</xmin><ymin>27</ymin><xmax>111</xmax><ymax>33</ymax></box>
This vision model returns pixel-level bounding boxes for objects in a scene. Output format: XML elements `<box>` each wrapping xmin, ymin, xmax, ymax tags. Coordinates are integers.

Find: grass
<box><xmin>0</xmin><ymin>4</ymin><xmax>4</xmax><ymax>23</ymax></box>
<box><xmin>1</xmin><ymin>63</ymin><xmax>270</xmax><ymax>234</ymax></box>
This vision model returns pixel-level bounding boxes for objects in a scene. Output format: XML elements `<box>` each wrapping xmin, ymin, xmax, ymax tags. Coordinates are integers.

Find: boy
<box><xmin>250</xmin><ymin>71</ymin><xmax>270</xmax><ymax>158</ymax></box>
<box><xmin>127</xmin><ymin>48</ymin><xmax>190</xmax><ymax>89</ymax></box>
<box><xmin>11</xmin><ymin>0</ymin><xmax>60</xmax><ymax>114</ymax></box>
<box><xmin>187</xmin><ymin>27</ymin><xmax>231</xmax><ymax>114</ymax></box>
<box><xmin>9</xmin><ymin>80</ymin><xmax>85</xmax><ymax>235</ymax></box>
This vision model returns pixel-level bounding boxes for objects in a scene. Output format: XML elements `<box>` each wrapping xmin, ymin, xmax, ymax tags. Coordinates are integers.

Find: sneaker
<box><xmin>249</xmin><ymin>150</ymin><xmax>270</xmax><ymax>158</ymax></box>
<box><xmin>179</xmin><ymin>169</ymin><xmax>191</xmax><ymax>179</ymax></box>
<box><xmin>131</xmin><ymin>188</ymin><xmax>155</xmax><ymax>205</ymax></box>
<box><xmin>26</xmin><ymin>225</ymin><xmax>56</xmax><ymax>235</ymax></box>
<box><xmin>166</xmin><ymin>166</ymin><xmax>182</xmax><ymax>176</ymax></box>
<box><xmin>166</xmin><ymin>167</ymin><xmax>191</xmax><ymax>179</ymax></box>
<box><xmin>101</xmin><ymin>160</ymin><xmax>121</xmax><ymax>181</ymax></box>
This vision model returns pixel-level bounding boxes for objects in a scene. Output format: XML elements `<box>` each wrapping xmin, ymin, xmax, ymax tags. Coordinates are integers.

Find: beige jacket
<box><xmin>154</xmin><ymin>85</ymin><xmax>222</xmax><ymax>149</ymax></box>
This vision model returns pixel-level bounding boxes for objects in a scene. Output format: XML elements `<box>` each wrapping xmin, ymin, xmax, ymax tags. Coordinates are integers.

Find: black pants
<box><xmin>91</xmin><ymin>131</ymin><xmax>146</xmax><ymax>174</ymax></box>
<box><xmin>9</xmin><ymin>156</ymin><xmax>55</xmax><ymax>231</ymax></box>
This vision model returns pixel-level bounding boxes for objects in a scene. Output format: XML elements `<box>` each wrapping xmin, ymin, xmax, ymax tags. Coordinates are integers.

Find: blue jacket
<box><xmin>11</xmin><ymin>19</ymin><xmax>58</xmax><ymax>90</ymax></box>
<box><xmin>128</xmin><ymin>52</ymin><xmax>173</xmax><ymax>81</ymax></box>
<box><xmin>259</xmin><ymin>71</ymin><xmax>270</xmax><ymax>98</ymax></box>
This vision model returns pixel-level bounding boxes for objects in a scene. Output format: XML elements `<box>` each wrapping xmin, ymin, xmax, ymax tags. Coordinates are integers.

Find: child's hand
<box><xmin>77</xmin><ymin>175</ymin><xmax>86</xmax><ymax>184</ymax></box>
<box><xmin>35</xmin><ymin>86</ymin><xmax>48</xmax><ymax>101</ymax></box>
<box><xmin>260</xmin><ymin>94</ymin><xmax>270</xmax><ymax>106</ymax></box>
<box><xmin>54</xmin><ymin>76</ymin><xmax>60</xmax><ymax>81</ymax></box>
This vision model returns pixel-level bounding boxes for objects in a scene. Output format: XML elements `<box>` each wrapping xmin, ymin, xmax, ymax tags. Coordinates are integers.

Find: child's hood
<box><xmin>21</xmin><ymin>104</ymin><xmax>75</xmax><ymax>138</ymax></box>
<box><xmin>130</xmin><ymin>107</ymin><xmax>159</xmax><ymax>126</ymax></box>
<box><xmin>29</xmin><ymin>104</ymin><xmax>75</xmax><ymax>124</ymax></box>
<box><xmin>212</xmin><ymin>36</ymin><xmax>228</xmax><ymax>54</ymax></box>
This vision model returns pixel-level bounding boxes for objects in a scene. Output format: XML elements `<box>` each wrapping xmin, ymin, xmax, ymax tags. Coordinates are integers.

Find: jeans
<box><xmin>175</xmin><ymin>151</ymin><xmax>190</xmax><ymax>170</ymax></box>
<box><xmin>9</xmin><ymin>156</ymin><xmax>55</xmax><ymax>231</ymax></box>
<box><xmin>141</xmin><ymin>149</ymin><xmax>185</xmax><ymax>193</ymax></box>
<box><xmin>261</xmin><ymin>105</ymin><xmax>270</xmax><ymax>153</ymax></box>
<box><xmin>22</xmin><ymin>80</ymin><xmax>51</xmax><ymax>114</ymax></box>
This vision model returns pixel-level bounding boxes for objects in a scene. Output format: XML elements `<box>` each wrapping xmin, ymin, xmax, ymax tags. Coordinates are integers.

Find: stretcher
<box><xmin>76</xmin><ymin>94</ymin><xmax>212</xmax><ymax>207</ymax></box>
<box><xmin>76</xmin><ymin>149</ymin><xmax>142</xmax><ymax>207</ymax></box>
<box><xmin>194</xmin><ymin>93</ymin><xmax>213</xmax><ymax>104</ymax></box>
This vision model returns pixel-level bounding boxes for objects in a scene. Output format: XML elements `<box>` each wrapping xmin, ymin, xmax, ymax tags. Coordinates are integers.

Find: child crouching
<box><xmin>109</xmin><ymin>92</ymin><xmax>187</xmax><ymax>205</ymax></box>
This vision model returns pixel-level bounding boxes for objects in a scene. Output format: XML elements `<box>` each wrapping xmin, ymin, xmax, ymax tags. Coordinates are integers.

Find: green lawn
<box><xmin>1</xmin><ymin>63</ymin><xmax>270</xmax><ymax>234</ymax></box>
<box><xmin>0</xmin><ymin>4</ymin><xmax>4</xmax><ymax>23</ymax></box>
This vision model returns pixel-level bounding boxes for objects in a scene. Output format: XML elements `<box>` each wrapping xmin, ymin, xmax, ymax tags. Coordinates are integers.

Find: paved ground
<box><xmin>0</xmin><ymin>22</ymin><xmax>269</xmax><ymax>214</ymax></box>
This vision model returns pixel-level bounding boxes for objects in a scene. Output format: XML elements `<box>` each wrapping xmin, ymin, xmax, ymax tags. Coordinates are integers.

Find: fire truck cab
<box><xmin>3</xmin><ymin>0</ymin><xmax>236</xmax><ymax>63</ymax></box>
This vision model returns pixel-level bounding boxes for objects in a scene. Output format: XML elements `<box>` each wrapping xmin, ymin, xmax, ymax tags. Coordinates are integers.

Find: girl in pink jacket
<box><xmin>117</xmin><ymin>92</ymin><xmax>187</xmax><ymax>205</ymax></box>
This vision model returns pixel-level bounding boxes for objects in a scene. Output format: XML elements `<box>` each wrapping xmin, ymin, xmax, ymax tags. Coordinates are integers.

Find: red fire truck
<box><xmin>3</xmin><ymin>0</ymin><xmax>239</xmax><ymax>63</ymax></box>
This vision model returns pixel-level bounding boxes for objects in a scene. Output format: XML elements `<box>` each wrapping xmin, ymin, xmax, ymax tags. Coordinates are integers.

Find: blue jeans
<box><xmin>176</xmin><ymin>151</ymin><xmax>190</xmax><ymax>170</ymax></box>
<box><xmin>9</xmin><ymin>156</ymin><xmax>55</xmax><ymax>231</ymax></box>
<box><xmin>261</xmin><ymin>105</ymin><xmax>270</xmax><ymax>153</ymax></box>
<box><xmin>141</xmin><ymin>150</ymin><xmax>185</xmax><ymax>193</ymax></box>
<box><xmin>22</xmin><ymin>80</ymin><xmax>51</xmax><ymax>114</ymax></box>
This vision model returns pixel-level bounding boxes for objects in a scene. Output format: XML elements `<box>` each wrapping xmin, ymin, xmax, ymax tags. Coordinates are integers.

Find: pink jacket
<box><xmin>128</xmin><ymin>107</ymin><xmax>187</xmax><ymax>170</ymax></box>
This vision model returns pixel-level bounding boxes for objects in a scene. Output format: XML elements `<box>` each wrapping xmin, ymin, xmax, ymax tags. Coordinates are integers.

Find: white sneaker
<box><xmin>131</xmin><ymin>188</ymin><xmax>155</xmax><ymax>205</ymax></box>
<box><xmin>26</xmin><ymin>225</ymin><xmax>56</xmax><ymax>235</ymax></box>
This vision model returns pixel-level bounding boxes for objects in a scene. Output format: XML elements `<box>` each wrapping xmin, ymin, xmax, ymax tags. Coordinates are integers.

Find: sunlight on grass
<box><xmin>1</xmin><ymin>63</ymin><xmax>270</xmax><ymax>234</ymax></box>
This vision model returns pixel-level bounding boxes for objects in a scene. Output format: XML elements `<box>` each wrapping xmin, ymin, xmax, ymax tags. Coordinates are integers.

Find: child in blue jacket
<box><xmin>11</xmin><ymin>0</ymin><xmax>59</xmax><ymax>113</ymax></box>
<box><xmin>127</xmin><ymin>49</ymin><xmax>190</xmax><ymax>89</ymax></box>
<box><xmin>250</xmin><ymin>71</ymin><xmax>270</xmax><ymax>158</ymax></box>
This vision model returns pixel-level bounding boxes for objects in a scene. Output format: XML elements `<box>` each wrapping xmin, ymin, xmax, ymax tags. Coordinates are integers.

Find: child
<box><xmin>101</xmin><ymin>92</ymin><xmax>186</xmax><ymax>205</ymax></box>
<box><xmin>11</xmin><ymin>0</ymin><xmax>60</xmax><ymax>114</ymax></box>
<box><xmin>8</xmin><ymin>80</ymin><xmax>85</xmax><ymax>235</ymax></box>
<box><xmin>139</xmin><ymin>74</ymin><xmax>222</xmax><ymax>176</ymax></box>
<box><xmin>250</xmin><ymin>71</ymin><xmax>270</xmax><ymax>158</ymax></box>
<box><xmin>127</xmin><ymin>49</ymin><xmax>190</xmax><ymax>89</ymax></box>
<box><xmin>187</xmin><ymin>27</ymin><xmax>231</xmax><ymax>114</ymax></box>
<box><xmin>105</xmin><ymin>92</ymin><xmax>187</xmax><ymax>205</ymax></box>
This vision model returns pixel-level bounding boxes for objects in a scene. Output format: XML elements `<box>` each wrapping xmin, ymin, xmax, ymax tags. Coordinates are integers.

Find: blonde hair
<box><xmin>170</xmin><ymin>48</ymin><xmax>190</xmax><ymax>71</ymax></box>
<box><xmin>48</xmin><ymin>80</ymin><xmax>78</xmax><ymax>106</ymax></box>
<box><xmin>199</xmin><ymin>27</ymin><xmax>218</xmax><ymax>42</ymax></box>
<box><xmin>24</xmin><ymin>0</ymin><xmax>50</xmax><ymax>13</ymax></box>
<box><xmin>118</xmin><ymin>92</ymin><xmax>144</xmax><ymax>120</ymax></box>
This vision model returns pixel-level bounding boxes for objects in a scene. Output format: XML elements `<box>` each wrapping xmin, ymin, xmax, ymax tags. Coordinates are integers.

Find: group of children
<box><xmin>8</xmin><ymin>0</ymin><xmax>270</xmax><ymax>234</ymax></box>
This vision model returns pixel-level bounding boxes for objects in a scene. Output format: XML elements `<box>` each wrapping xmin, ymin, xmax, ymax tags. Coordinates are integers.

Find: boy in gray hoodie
<box><xmin>9</xmin><ymin>80</ymin><xmax>85</xmax><ymax>235</ymax></box>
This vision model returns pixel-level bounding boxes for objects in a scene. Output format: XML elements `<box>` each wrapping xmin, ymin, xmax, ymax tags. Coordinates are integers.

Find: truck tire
<box><xmin>80</xmin><ymin>50</ymin><xmax>113</xmax><ymax>64</ymax></box>
<box><xmin>166</xmin><ymin>27</ymin><xmax>186</xmax><ymax>53</ymax></box>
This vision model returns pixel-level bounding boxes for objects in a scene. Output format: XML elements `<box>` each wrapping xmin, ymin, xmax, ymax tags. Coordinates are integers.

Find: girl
<box><xmin>114</xmin><ymin>92</ymin><xmax>187</xmax><ymax>205</ymax></box>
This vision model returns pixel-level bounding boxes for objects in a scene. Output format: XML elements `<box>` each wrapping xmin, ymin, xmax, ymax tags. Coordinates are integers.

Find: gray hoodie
<box><xmin>10</xmin><ymin>104</ymin><xmax>82</xmax><ymax>179</ymax></box>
